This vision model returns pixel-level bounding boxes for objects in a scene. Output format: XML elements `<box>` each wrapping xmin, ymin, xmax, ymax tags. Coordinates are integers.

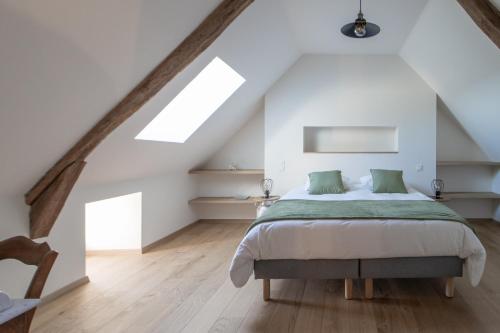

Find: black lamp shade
<box><xmin>341</xmin><ymin>22</ymin><xmax>380</xmax><ymax>38</ymax></box>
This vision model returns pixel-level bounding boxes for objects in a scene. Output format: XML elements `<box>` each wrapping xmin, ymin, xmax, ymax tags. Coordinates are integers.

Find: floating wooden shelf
<box><xmin>429</xmin><ymin>196</ymin><xmax>451</xmax><ymax>203</ymax></box>
<box><xmin>442</xmin><ymin>192</ymin><xmax>500</xmax><ymax>200</ymax></box>
<box><xmin>189</xmin><ymin>196</ymin><xmax>279</xmax><ymax>205</ymax></box>
<box><xmin>437</xmin><ymin>161</ymin><xmax>500</xmax><ymax>166</ymax></box>
<box><xmin>188</xmin><ymin>169</ymin><xmax>264</xmax><ymax>175</ymax></box>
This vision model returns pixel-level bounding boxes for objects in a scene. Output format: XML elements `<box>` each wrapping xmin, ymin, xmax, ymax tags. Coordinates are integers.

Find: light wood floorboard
<box><xmin>32</xmin><ymin>220</ymin><xmax>500</xmax><ymax>332</ymax></box>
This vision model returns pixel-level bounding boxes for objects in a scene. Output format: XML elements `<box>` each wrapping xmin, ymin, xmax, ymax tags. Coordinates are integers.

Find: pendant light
<box><xmin>341</xmin><ymin>0</ymin><xmax>380</xmax><ymax>38</ymax></box>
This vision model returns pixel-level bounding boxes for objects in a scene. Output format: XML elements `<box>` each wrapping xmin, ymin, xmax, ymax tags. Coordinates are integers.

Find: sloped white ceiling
<box><xmin>400</xmin><ymin>0</ymin><xmax>500</xmax><ymax>160</ymax></box>
<box><xmin>82</xmin><ymin>0</ymin><xmax>300</xmax><ymax>186</ymax></box>
<box><xmin>0</xmin><ymin>0</ymin><xmax>220</xmax><ymax>194</ymax></box>
<box><xmin>0</xmin><ymin>0</ymin><xmax>300</xmax><ymax>194</ymax></box>
<box><xmin>1</xmin><ymin>0</ymin><xmax>498</xmax><ymax>199</ymax></box>
<box><xmin>280</xmin><ymin>0</ymin><xmax>428</xmax><ymax>54</ymax></box>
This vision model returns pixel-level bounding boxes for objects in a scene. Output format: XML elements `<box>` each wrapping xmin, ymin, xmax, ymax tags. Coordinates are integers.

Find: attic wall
<box><xmin>400</xmin><ymin>0</ymin><xmax>500</xmax><ymax>160</ymax></box>
<box><xmin>0</xmin><ymin>0</ymin><xmax>221</xmax><ymax>297</ymax></box>
<box><xmin>436</xmin><ymin>99</ymin><xmax>498</xmax><ymax>220</ymax></box>
<box><xmin>402</xmin><ymin>0</ymin><xmax>500</xmax><ymax>221</ymax></box>
<box><xmin>265</xmin><ymin>55</ymin><xmax>436</xmax><ymax>195</ymax></box>
<box><xmin>0</xmin><ymin>170</ymin><xmax>198</xmax><ymax>297</ymax></box>
<box><xmin>205</xmin><ymin>109</ymin><xmax>264</xmax><ymax>170</ymax></box>
<box><xmin>76</xmin><ymin>172</ymin><xmax>198</xmax><ymax>249</ymax></box>
<box><xmin>0</xmin><ymin>188</ymin><xmax>86</xmax><ymax>298</ymax></box>
<box><xmin>437</xmin><ymin>163</ymin><xmax>497</xmax><ymax>219</ymax></box>
<box><xmin>0</xmin><ymin>0</ymin><xmax>300</xmax><ymax>296</ymax></box>
<box><xmin>436</xmin><ymin>101</ymin><xmax>488</xmax><ymax>162</ymax></box>
<box><xmin>195</xmin><ymin>109</ymin><xmax>265</xmax><ymax>220</ymax></box>
<box><xmin>78</xmin><ymin>0</ymin><xmax>300</xmax><ymax>188</ymax></box>
<box><xmin>0</xmin><ymin>0</ymin><xmax>221</xmax><ymax>195</ymax></box>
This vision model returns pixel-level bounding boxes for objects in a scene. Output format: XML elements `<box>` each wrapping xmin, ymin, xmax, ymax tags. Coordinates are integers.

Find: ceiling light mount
<box><xmin>341</xmin><ymin>0</ymin><xmax>380</xmax><ymax>38</ymax></box>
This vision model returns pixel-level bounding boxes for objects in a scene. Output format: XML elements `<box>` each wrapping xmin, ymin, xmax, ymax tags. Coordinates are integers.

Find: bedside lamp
<box><xmin>260</xmin><ymin>179</ymin><xmax>273</xmax><ymax>199</ymax></box>
<box><xmin>431</xmin><ymin>179</ymin><xmax>444</xmax><ymax>199</ymax></box>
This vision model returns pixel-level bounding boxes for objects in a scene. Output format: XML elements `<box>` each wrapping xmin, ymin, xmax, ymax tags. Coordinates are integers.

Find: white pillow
<box><xmin>359</xmin><ymin>175</ymin><xmax>373</xmax><ymax>189</ymax></box>
<box><xmin>305</xmin><ymin>174</ymin><xmax>354</xmax><ymax>191</ymax></box>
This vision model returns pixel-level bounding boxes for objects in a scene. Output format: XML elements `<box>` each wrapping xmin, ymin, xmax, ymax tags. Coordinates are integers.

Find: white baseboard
<box><xmin>41</xmin><ymin>275</ymin><xmax>90</xmax><ymax>305</ymax></box>
<box><xmin>86</xmin><ymin>249</ymin><xmax>141</xmax><ymax>256</ymax></box>
<box><xmin>199</xmin><ymin>219</ymin><xmax>252</xmax><ymax>224</ymax></box>
<box><xmin>141</xmin><ymin>220</ymin><xmax>200</xmax><ymax>254</ymax></box>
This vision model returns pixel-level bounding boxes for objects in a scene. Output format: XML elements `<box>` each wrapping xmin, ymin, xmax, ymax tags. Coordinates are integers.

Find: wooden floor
<box><xmin>31</xmin><ymin>220</ymin><xmax>500</xmax><ymax>333</ymax></box>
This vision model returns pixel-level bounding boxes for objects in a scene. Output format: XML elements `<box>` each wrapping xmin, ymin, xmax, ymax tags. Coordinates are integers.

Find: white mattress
<box><xmin>229</xmin><ymin>186</ymin><xmax>486</xmax><ymax>287</ymax></box>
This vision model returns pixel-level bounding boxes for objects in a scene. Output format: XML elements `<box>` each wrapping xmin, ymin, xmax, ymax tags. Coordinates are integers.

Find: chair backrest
<box><xmin>0</xmin><ymin>236</ymin><xmax>58</xmax><ymax>327</ymax></box>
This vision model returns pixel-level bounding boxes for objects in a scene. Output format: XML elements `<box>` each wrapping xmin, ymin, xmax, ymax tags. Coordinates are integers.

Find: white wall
<box><xmin>0</xmin><ymin>170</ymin><xmax>197</xmax><ymax>297</ymax></box>
<box><xmin>78</xmin><ymin>172</ymin><xmax>198</xmax><ymax>249</ymax></box>
<box><xmin>436</xmin><ymin>100</ymin><xmax>488</xmax><ymax>162</ymax></box>
<box><xmin>400</xmin><ymin>0</ymin><xmax>500</xmax><ymax>160</ymax></box>
<box><xmin>435</xmin><ymin>98</ymin><xmax>498</xmax><ymax>220</ymax></box>
<box><xmin>194</xmin><ymin>109</ymin><xmax>265</xmax><ymax>220</ymax></box>
<box><xmin>0</xmin><ymin>188</ymin><xmax>86</xmax><ymax>298</ymax></box>
<box><xmin>140</xmin><ymin>173</ymin><xmax>198</xmax><ymax>246</ymax></box>
<box><xmin>443</xmin><ymin>200</ymin><xmax>495</xmax><ymax>220</ymax></box>
<box><xmin>205</xmin><ymin>109</ymin><xmax>264</xmax><ymax>170</ymax></box>
<box><xmin>436</xmin><ymin>164</ymin><xmax>497</xmax><ymax>219</ymax></box>
<box><xmin>437</xmin><ymin>166</ymin><xmax>495</xmax><ymax>193</ymax></box>
<box><xmin>265</xmin><ymin>55</ymin><xmax>436</xmax><ymax>195</ymax></box>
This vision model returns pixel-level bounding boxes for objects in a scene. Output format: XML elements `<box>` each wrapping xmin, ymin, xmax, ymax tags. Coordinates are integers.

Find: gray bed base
<box><xmin>254</xmin><ymin>257</ymin><xmax>463</xmax><ymax>300</ymax></box>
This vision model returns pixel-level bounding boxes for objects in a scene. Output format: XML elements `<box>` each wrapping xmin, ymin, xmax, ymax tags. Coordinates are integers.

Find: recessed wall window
<box><xmin>136</xmin><ymin>57</ymin><xmax>245</xmax><ymax>143</ymax></box>
<box><xmin>85</xmin><ymin>192</ymin><xmax>142</xmax><ymax>251</ymax></box>
<box><xmin>303</xmin><ymin>126</ymin><xmax>399</xmax><ymax>153</ymax></box>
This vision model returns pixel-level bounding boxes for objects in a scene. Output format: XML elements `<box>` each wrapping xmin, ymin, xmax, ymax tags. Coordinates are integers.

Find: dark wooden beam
<box><xmin>25</xmin><ymin>0</ymin><xmax>254</xmax><ymax>206</ymax></box>
<box><xmin>30</xmin><ymin>161</ymin><xmax>86</xmax><ymax>239</ymax></box>
<box><xmin>457</xmin><ymin>0</ymin><xmax>500</xmax><ymax>48</ymax></box>
<box><xmin>23</xmin><ymin>0</ymin><xmax>254</xmax><ymax>238</ymax></box>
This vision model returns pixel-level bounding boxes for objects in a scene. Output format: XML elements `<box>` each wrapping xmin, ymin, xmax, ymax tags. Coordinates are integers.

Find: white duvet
<box><xmin>229</xmin><ymin>186</ymin><xmax>486</xmax><ymax>287</ymax></box>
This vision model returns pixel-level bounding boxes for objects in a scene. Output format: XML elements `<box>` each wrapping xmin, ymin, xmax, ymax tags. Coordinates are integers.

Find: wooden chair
<box><xmin>0</xmin><ymin>236</ymin><xmax>58</xmax><ymax>333</ymax></box>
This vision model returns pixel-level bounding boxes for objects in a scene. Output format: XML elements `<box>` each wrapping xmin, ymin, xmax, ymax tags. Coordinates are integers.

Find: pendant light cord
<box><xmin>359</xmin><ymin>0</ymin><xmax>362</xmax><ymax>13</ymax></box>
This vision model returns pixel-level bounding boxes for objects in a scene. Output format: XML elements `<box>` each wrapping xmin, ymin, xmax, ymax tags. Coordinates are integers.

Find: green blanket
<box><xmin>248</xmin><ymin>200</ymin><xmax>473</xmax><ymax>233</ymax></box>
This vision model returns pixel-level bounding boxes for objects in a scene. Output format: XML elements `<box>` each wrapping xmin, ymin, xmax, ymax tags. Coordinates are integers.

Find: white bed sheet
<box><xmin>282</xmin><ymin>185</ymin><xmax>432</xmax><ymax>201</ymax></box>
<box><xmin>229</xmin><ymin>187</ymin><xmax>486</xmax><ymax>288</ymax></box>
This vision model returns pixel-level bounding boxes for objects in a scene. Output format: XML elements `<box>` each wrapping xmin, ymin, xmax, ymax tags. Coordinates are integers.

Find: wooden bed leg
<box><xmin>344</xmin><ymin>278</ymin><xmax>353</xmax><ymax>300</ymax></box>
<box><xmin>263</xmin><ymin>279</ymin><xmax>270</xmax><ymax>301</ymax></box>
<box><xmin>365</xmin><ymin>278</ymin><xmax>373</xmax><ymax>299</ymax></box>
<box><xmin>445</xmin><ymin>277</ymin><xmax>455</xmax><ymax>298</ymax></box>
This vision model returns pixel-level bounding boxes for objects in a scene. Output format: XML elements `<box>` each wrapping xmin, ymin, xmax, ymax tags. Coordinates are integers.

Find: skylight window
<box><xmin>136</xmin><ymin>57</ymin><xmax>245</xmax><ymax>143</ymax></box>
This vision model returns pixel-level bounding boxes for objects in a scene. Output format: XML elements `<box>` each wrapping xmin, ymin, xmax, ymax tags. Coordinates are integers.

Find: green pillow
<box><xmin>308</xmin><ymin>170</ymin><xmax>345</xmax><ymax>194</ymax></box>
<box><xmin>370</xmin><ymin>169</ymin><xmax>408</xmax><ymax>193</ymax></box>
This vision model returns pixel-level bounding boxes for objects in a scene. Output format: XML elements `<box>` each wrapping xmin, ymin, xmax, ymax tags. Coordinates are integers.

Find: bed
<box><xmin>229</xmin><ymin>186</ymin><xmax>486</xmax><ymax>300</ymax></box>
